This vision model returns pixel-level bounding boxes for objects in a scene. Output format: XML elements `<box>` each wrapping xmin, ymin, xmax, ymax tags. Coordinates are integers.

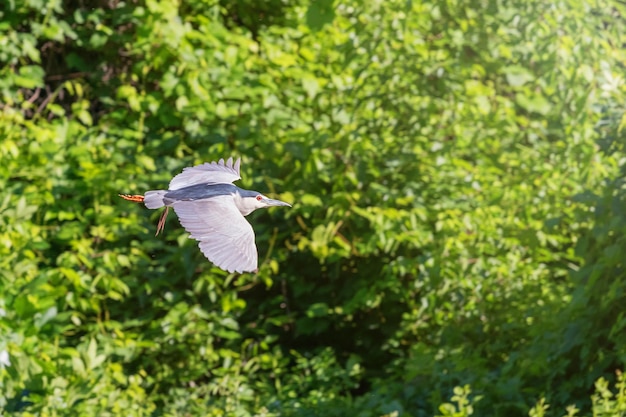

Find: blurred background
<box><xmin>2</xmin><ymin>0</ymin><xmax>626</xmax><ymax>415</ymax></box>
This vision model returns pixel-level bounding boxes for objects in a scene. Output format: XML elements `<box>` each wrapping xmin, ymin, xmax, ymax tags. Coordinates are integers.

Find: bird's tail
<box><xmin>143</xmin><ymin>191</ymin><xmax>170</xmax><ymax>235</ymax></box>
<box><xmin>143</xmin><ymin>190</ymin><xmax>168</xmax><ymax>209</ymax></box>
<box><xmin>119</xmin><ymin>190</ymin><xmax>168</xmax><ymax>209</ymax></box>
<box><xmin>119</xmin><ymin>190</ymin><xmax>169</xmax><ymax>236</ymax></box>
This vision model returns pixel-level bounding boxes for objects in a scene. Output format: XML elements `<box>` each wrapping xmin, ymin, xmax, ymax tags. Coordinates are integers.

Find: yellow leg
<box><xmin>120</xmin><ymin>194</ymin><xmax>168</xmax><ymax>236</ymax></box>
<box><xmin>119</xmin><ymin>194</ymin><xmax>145</xmax><ymax>203</ymax></box>
<box><xmin>156</xmin><ymin>206</ymin><xmax>169</xmax><ymax>236</ymax></box>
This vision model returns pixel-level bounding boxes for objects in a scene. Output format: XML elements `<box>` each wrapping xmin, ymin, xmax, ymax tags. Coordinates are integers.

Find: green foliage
<box><xmin>2</xmin><ymin>0</ymin><xmax>626</xmax><ymax>415</ymax></box>
<box><xmin>436</xmin><ymin>386</ymin><xmax>479</xmax><ymax>417</ymax></box>
<box><xmin>527</xmin><ymin>372</ymin><xmax>626</xmax><ymax>417</ymax></box>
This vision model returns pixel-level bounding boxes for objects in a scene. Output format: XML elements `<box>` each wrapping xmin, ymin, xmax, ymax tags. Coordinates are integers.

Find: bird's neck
<box><xmin>233</xmin><ymin>190</ymin><xmax>258</xmax><ymax>216</ymax></box>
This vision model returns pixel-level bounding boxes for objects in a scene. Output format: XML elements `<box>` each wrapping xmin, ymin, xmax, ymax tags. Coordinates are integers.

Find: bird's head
<box><xmin>236</xmin><ymin>191</ymin><xmax>291</xmax><ymax>216</ymax></box>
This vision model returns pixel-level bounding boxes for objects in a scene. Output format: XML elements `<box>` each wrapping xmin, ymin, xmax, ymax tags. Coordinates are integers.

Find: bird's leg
<box><xmin>119</xmin><ymin>194</ymin><xmax>168</xmax><ymax>236</ymax></box>
<box><xmin>155</xmin><ymin>206</ymin><xmax>169</xmax><ymax>236</ymax></box>
<box><xmin>119</xmin><ymin>194</ymin><xmax>145</xmax><ymax>203</ymax></box>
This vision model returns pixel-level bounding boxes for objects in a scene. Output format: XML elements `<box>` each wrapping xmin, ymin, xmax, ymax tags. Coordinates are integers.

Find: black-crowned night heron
<box><xmin>120</xmin><ymin>157</ymin><xmax>291</xmax><ymax>273</ymax></box>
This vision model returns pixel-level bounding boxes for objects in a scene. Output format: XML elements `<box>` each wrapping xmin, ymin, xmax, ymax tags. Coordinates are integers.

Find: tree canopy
<box><xmin>2</xmin><ymin>0</ymin><xmax>626</xmax><ymax>415</ymax></box>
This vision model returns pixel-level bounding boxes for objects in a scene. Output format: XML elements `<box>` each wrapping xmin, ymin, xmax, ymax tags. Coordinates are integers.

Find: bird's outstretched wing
<box><xmin>169</xmin><ymin>157</ymin><xmax>241</xmax><ymax>190</ymax></box>
<box><xmin>172</xmin><ymin>196</ymin><xmax>257</xmax><ymax>273</ymax></box>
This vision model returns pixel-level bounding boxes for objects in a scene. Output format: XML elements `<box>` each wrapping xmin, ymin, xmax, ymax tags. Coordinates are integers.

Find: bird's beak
<box><xmin>266</xmin><ymin>198</ymin><xmax>291</xmax><ymax>207</ymax></box>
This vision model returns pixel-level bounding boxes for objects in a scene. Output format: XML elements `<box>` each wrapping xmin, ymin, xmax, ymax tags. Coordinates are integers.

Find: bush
<box><xmin>1</xmin><ymin>0</ymin><xmax>626</xmax><ymax>415</ymax></box>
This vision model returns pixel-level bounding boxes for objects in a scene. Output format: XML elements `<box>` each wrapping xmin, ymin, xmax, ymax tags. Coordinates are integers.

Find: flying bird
<box><xmin>120</xmin><ymin>157</ymin><xmax>291</xmax><ymax>273</ymax></box>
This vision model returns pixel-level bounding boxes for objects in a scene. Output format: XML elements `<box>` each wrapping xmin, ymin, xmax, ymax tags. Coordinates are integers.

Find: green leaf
<box><xmin>504</xmin><ymin>65</ymin><xmax>535</xmax><ymax>87</ymax></box>
<box><xmin>516</xmin><ymin>92</ymin><xmax>552</xmax><ymax>115</ymax></box>
<box><xmin>14</xmin><ymin>65</ymin><xmax>44</xmax><ymax>88</ymax></box>
<box><xmin>306</xmin><ymin>0</ymin><xmax>336</xmax><ymax>32</ymax></box>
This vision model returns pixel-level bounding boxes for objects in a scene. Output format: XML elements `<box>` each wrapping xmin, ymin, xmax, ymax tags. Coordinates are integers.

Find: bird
<box><xmin>119</xmin><ymin>157</ymin><xmax>291</xmax><ymax>273</ymax></box>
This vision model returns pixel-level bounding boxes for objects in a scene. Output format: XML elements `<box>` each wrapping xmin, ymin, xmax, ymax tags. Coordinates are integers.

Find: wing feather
<box><xmin>172</xmin><ymin>196</ymin><xmax>257</xmax><ymax>273</ymax></box>
<box><xmin>169</xmin><ymin>157</ymin><xmax>242</xmax><ymax>190</ymax></box>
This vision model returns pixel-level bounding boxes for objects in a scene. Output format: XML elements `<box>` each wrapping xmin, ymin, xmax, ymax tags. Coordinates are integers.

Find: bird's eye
<box><xmin>256</xmin><ymin>195</ymin><xmax>263</xmax><ymax>201</ymax></box>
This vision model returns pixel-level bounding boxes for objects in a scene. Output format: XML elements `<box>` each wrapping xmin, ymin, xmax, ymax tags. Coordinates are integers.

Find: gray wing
<box><xmin>172</xmin><ymin>196</ymin><xmax>258</xmax><ymax>273</ymax></box>
<box><xmin>169</xmin><ymin>157</ymin><xmax>241</xmax><ymax>190</ymax></box>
